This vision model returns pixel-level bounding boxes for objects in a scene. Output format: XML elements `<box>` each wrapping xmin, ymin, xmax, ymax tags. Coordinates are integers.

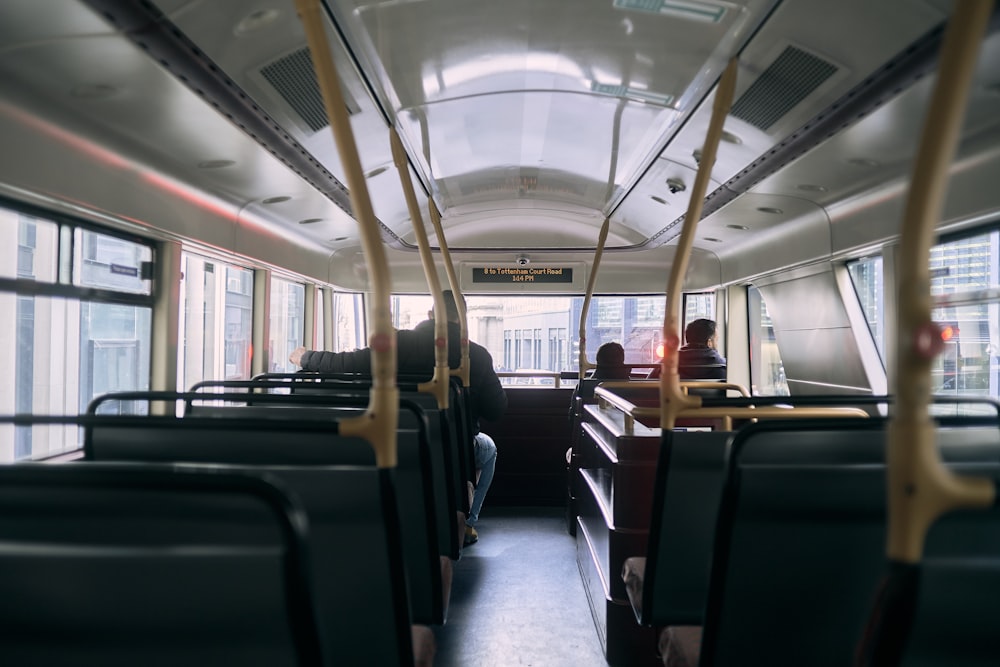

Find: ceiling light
<box><xmin>757</xmin><ymin>207</ymin><xmax>783</xmax><ymax>215</ymax></box>
<box><xmin>235</xmin><ymin>9</ymin><xmax>280</xmax><ymax>35</ymax></box>
<box><xmin>797</xmin><ymin>184</ymin><xmax>827</xmax><ymax>192</ymax></box>
<box><xmin>726</xmin><ymin>224</ymin><xmax>749</xmax><ymax>230</ymax></box>
<box><xmin>71</xmin><ymin>84</ymin><xmax>117</xmax><ymax>99</ymax></box>
<box><xmin>365</xmin><ymin>165</ymin><xmax>390</xmax><ymax>179</ymax></box>
<box><xmin>332</xmin><ymin>236</ymin><xmax>349</xmax><ymax>242</ymax></box>
<box><xmin>720</xmin><ymin>130</ymin><xmax>743</xmax><ymax>145</ymax></box>
<box><xmin>298</xmin><ymin>218</ymin><xmax>323</xmax><ymax>225</ymax></box>
<box><xmin>703</xmin><ymin>237</ymin><xmax>723</xmax><ymax>243</ymax></box>
<box><xmin>848</xmin><ymin>158</ymin><xmax>879</xmax><ymax>167</ymax></box>
<box><xmin>650</xmin><ymin>195</ymin><xmax>667</xmax><ymax>205</ymax></box>
<box><xmin>262</xmin><ymin>196</ymin><xmax>291</xmax><ymax>205</ymax></box>
<box><xmin>197</xmin><ymin>160</ymin><xmax>235</xmax><ymax>169</ymax></box>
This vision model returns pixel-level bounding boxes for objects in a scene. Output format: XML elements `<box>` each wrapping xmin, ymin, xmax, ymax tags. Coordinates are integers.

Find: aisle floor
<box><xmin>434</xmin><ymin>506</ymin><xmax>608</xmax><ymax>667</ymax></box>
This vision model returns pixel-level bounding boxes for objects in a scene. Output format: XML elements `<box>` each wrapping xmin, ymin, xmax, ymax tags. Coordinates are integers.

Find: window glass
<box><xmin>0</xmin><ymin>204</ymin><xmax>154</xmax><ymax>461</ymax></box>
<box><xmin>2</xmin><ymin>213</ymin><xmax>59</xmax><ymax>282</ymax></box>
<box><xmin>75</xmin><ymin>228</ymin><xmax>152</xmax><ymax>295</ymax></box>
<box><xmin>929</xmin><ymin>230</ymin><xmax>1000</xmax><ymax>406</ymax></box>
<box><xmin>333</xmin><ymin>292</ymin><xmax>365</xmax><ymax>352</ymax></box>
<box><xmin>389</xmin><ymin>294</ymin><xmax>700</xmax><ymax>381</ymax></box>
<box><xmin>847</xmin><ymin>256</ymin><xmax>885</xmax><ymax>362</ymax></box>
<box><xmin>748</xmin><ymin>285</ymin><xmax>789</xmax><ymax>396</ymax></box>
<box><xmin>314</xmin><ymin>288</ymin><xmax>326</xmax><ymax>350</ymax></box>
<box><xmin>269</xmin><ymin>277</ymin><xmax>305</xmax><ymax>373</ymax></box>
<box><xmin>178</xmin><ymin>254</ymin><xmax>254</xmax><ymax>389</ymax></box>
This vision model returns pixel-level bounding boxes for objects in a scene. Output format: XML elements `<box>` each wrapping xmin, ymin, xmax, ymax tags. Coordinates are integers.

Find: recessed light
<box><xmin>365</xmin><ymin>165</ymin><xmax>390</xmax><ymax>179</ymax></box>
<box><xmin>726</xmin><ymin>224</ymin><xmax>749</xmax><ymax>230</ymax></box>
<box><xmin>71</xmin><ymin>84</ymin><xmax>117</xmax><ymax>99</ymax></box>
<box><xmin>298</xmin><ymin>218</ymin><xmax>323</xmax><ymax>225</ymax></box>
<box><xmin>848</xmin><ymin>158</ymin><xmax>879</xmax><ymax>167</ymax></box>
<box><xmin>720</xmin><ymin>130</ymin><xmax>743</xmax><ymax>145</ymax></box>
<box><xmin>757</xmin><ymin>207</ymin><xmax>783</xmax><ymax>215</ymax></box>
<box><xmin>650</xmin><ymin>195</ymin><xmax>667</xmax><ymax>205</ymax></box>
<box><xmin>332</xmin><ymin>236</ymin><xmax>348</xmax><ymax>242</ymax></box>
<box><xmin>797</xmin><ymin>184</ymin><xmax>827</xmax><ymax>192</ymax></box>
<box><xmin>235</xmin><ymin>9</ymin><xmax>280</xmax><ymax>35</ymax></box>
<box><xmin>262</xmin><ymin>196</ymin><xmax>291</xmax><ymax>205</ymax></box>
<box><xmin>703</xmin><ymin>237</ymin><xmax>723</xmax><ymax>243</ymax></box>
<box><xmin>197</xmin><ymin>160</ymin><xmax>235</xmax><ymax>169</ymax></box>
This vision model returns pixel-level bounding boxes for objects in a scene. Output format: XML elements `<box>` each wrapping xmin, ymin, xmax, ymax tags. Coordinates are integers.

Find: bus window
<box><xmin>748</xmin><ymin>285</ymin><xmax>789</xmax><ymax>396</ymax></box>
<box><xmin>269</xmin><ymin>276</ymin><xmax>305</xmax><ymax>373</ymax></box>
<box><xmin>847</xmin><ymin>256</ymin><xmax>885</xmax><ymax>363</ymax></box>
<box><xmin>0</xmin><ymin>205</ymin><xmax>154</xmax><ymax>460</ymax></box>
<box><xmin>178</xmin><ymin>254</ymin><xmax>254</xmax><ymax>387</ymax></box>
<box><xmin>929</xmin><ymin>230</ymin><xmax>1000</xmax><ymax>403</ymax></box>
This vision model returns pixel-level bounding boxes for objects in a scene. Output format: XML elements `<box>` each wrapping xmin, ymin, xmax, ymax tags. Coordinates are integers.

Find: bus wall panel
<box><xmin>481</xmin><ymin>388</ymin><xmax>574</xmax><ymax>507</ymax></box>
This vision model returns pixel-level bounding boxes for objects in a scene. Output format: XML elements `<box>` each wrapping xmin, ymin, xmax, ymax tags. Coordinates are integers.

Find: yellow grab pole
<box><xmin>293</xmin><ymin>0</ymin><xmax>398</xmax><ymax>467</ymax></box>
<box><xmin>429</xmin><ymin>200</ymin><xmax>470</xmax><ymax>387</ymax></box>
<box><xmin>579</xmin><ymin>218</ymin><xmax>611</xmax><ymax>380</ymax></box>
<box><xmin>390</xmin><ymin>129</ymin><xmax>448</xmax><ymax>409</ymax></box>
<box><xmin>855</xmin><ymin>4</ymin><xmax>995</xmax><ymax>665</ymax></box>
<box><xmin>887</xmin><ymin>0</ymin><xmax>994</xmax><ymax>565</ymax></box>
<box><xmin>660</xmin><ymin>58</ymin><xmax>739</xmax><ymax>429</ymax></box>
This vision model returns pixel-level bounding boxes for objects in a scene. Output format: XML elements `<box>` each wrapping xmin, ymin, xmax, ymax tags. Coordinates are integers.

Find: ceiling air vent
<box><xmin>730</xmin><ymin>45</ymin><xmax>838</xmax><ymax>132</ymax></box>
<box><xmin>259</xmin><ymin>47</ymin><xmax>359</xmax><ymax>133</ymax></box>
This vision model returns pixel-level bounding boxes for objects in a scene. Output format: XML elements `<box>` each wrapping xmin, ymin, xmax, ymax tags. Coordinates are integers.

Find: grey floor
<box><xmin>434</xmin><ymin>506</ymin><xmax>608</xmax><ymax>667</ymax></box>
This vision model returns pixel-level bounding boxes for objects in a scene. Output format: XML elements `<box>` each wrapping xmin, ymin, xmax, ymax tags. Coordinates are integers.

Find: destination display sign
<box><xmin>472</xmin><ymin>267</ymin><xmax>574</xmax><ymax>284</ymax></box>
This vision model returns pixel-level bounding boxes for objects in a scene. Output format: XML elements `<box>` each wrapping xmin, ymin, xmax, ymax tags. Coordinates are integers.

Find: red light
<box><xmin>655</xmin><ymin>343</ymin><xmax>665</xmax><ymax>359</ymax></box>
<box><xmin>940</xmin><ymin>326</ymin><xmax>955</xmax><ymax>341</ymax></box>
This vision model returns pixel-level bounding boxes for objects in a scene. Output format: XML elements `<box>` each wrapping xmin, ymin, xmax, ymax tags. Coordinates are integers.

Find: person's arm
<box><xmin>290</xmin><ymin>346</ymin><xmax>372</xmax><ymax>373</ymax></box>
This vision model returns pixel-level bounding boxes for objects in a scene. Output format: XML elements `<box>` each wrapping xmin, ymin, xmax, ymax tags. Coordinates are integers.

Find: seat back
<box><xmin>0</xmin><ymin>462</ymin><xmax>324</xmax><ymax>667</ymax></box>
<box><xmin>85</xmin><ymin>412</ymin><xmax>419</xmax><ymax>662</ymax></box>
<box><xmin>701</xmin><ymin>418</ymin><xmax>1000</xmax><ymax>667</ymax></box>
<box><xmin>641</xmin><ymin>429</ymin><xmax>731</xmax><ymax>625</ymax></box>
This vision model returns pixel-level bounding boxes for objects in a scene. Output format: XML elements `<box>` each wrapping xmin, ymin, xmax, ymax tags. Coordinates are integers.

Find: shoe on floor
<box><xmin>464</xmin><ymin>525</ymin><xmax>478</xmax><ymax>546</ymax></box>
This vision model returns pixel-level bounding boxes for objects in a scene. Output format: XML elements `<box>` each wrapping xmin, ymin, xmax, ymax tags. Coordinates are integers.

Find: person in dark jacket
<box><xmin>289</xmin><ymin>290</ymin><xmax>506</xmax><ymax>546</ymax></box>
<box><xmin>568</xmin><ymin>341</ymin><xmax>630</xmax><ymax>420</ymax></box>
<box><xmin>678</xmin><ymin>318</ymin><xmax>727</xmax><ymax>380</ymax></box>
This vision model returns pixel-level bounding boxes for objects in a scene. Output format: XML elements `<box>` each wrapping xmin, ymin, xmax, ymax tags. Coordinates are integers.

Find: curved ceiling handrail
<box><xmin>659</xmin><ymin>58</ymin><xmax>739</xmax><ymax>429</ymax></box>
<box><xmin>390</xmin><ymin>128</ymin><xmax>448</xmax><ymax>409</ymax></box>
<box><xmin>294</xmin><ymin>0</ymin><xmax>398</xmax><ymax>468</ymax></box>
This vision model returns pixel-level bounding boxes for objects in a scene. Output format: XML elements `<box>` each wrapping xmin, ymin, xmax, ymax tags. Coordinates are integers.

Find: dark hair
<box><xmin>596</xmin><ymin>342</ymin><xmax>625</xmax><ymax>367</ymax></box>
<box><xmin>684</xmin><ymin>318</ymin><xmax>717</xmax><ymax>346</ymax></box>
<box><xmin>439</xmin><ymin>290</ymin><xmax>462</xmax><ymax>322</ymax></box>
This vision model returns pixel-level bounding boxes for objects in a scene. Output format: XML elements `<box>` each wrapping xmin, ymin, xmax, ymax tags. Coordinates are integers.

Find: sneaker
<box><xmin>464</xmin><ymin>525</ymin><xmax>478</xmax><ymax>546</ymax></box>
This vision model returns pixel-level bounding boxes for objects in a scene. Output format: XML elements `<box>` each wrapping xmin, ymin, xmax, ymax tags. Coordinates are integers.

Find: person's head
<box><xmin>685</xmin><ymin>318</ymin><xmax>717</xmax><ymax>347</ymax></box>
<box><xmin>428</xmin><ymin>290</ymin><xmax>463</xmax><ymax>323</ymax></box>
<box><xmin>596</xmin><ymin>342</ymin><xmax>625</xmax><ymax>368</ymax></box>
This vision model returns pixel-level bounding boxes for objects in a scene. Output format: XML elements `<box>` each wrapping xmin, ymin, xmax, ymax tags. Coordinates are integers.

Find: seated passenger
<box><xmin>289</xmin><ymin>290</ymin><xmax>506</xmax><ymax>547</ymax></box>
<box><xmin>678</xmin><ymin>318</ymin><xmax>727</xmax><ymax>380</ymax></box>
<box><xmin>568</xmin><ymin>341</ymin><xmax>630</xmax><ymax>421</ymax></box>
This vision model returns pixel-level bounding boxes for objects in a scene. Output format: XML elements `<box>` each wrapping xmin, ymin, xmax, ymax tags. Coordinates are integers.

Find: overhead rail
<box><xmin>578</xmin><ymin>217</ymin><xmax>612</xmax><ymax>380</ymax></box>
<box><xmin>659</xmin><ymin>58</ymin><xmax>739</xmax><ymax>430</ymax></box>
<box><xmin>391</xmin><ymin>128</ymin><xmax>448</xmax><ymax>409</ymax></box>
<box><xmin>856</xmin><ymin>2</ymin><xmax>997</xmax><ymax>665</ymax></box>
<box><xmin>294</xmin><ymin>0</ymin><xmax>398</xmax><ymax>467</ymax></box>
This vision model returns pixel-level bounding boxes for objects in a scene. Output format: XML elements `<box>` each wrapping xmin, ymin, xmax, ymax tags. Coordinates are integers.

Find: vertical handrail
<box><xmin>293</xmin><ymin>0</ymin><xmax>399</xmax><ymax>467</ymax></box>
<box><xmin>855</xmin><ymin>2</ymin><xmax>995</xmax><ymax>665</ymax></box>
<box><xmin>429</xmin><ymin>200</ymin><xmax>471</xmax><ymax>387</ymax></box>
<box><xmin>659</xmin><ymin>58</ymin><xmax>739</xmax><ymax>429</ymax></box>
<box><xmin>390</xmin><ymin>128</ymin><xmax>448</xmax><ymax>409</ymax></box>
<box><xmin>579</xmin><ymin>218</ymin><xmax>611</xmax><ymax>379</ymax></box>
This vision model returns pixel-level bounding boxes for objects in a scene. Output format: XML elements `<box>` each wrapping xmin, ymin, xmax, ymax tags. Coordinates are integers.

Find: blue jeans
<box><xmin>466</xmin><ymin>431</ymin><xmax>497</xmax><ymax>527</ymax></box>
